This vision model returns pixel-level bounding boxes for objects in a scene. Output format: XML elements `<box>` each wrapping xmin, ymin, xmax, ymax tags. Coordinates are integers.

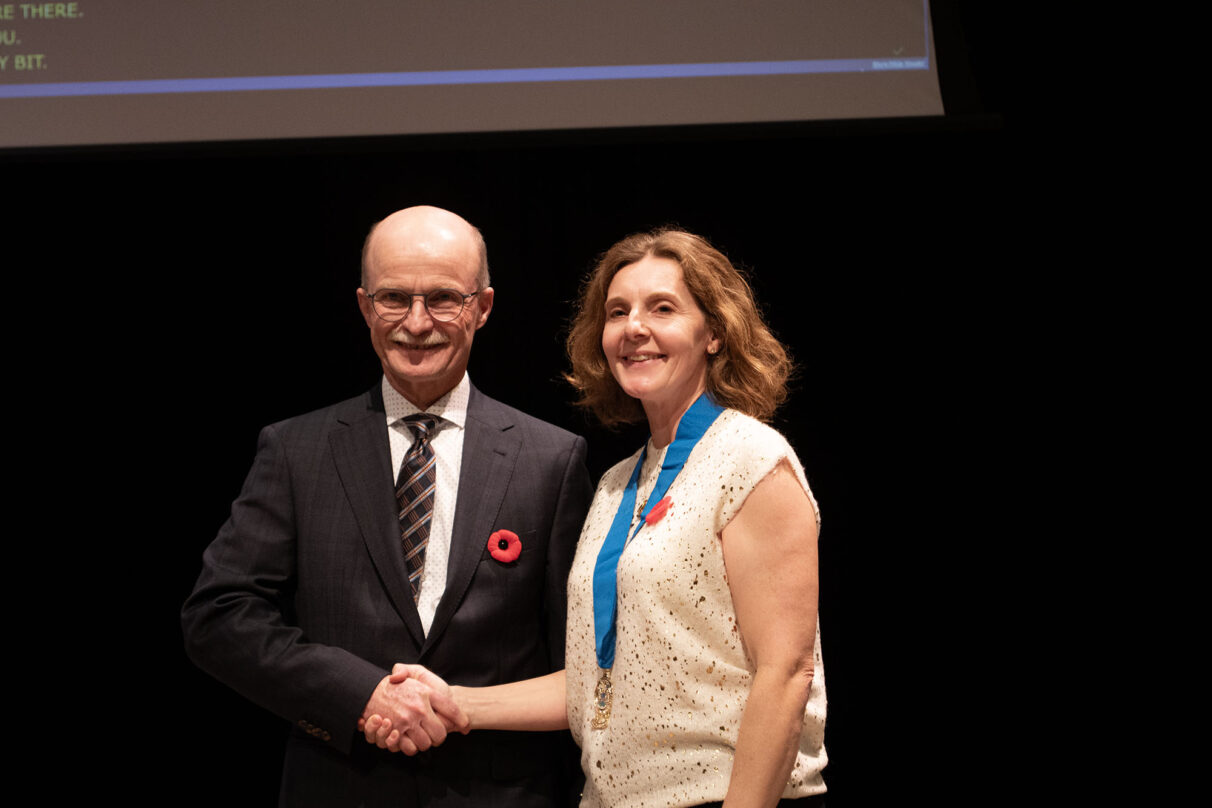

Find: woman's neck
<box><xmin>643</xmin><ymin>384</ymin><xmax>708</xmax><ymax>449</ymax></box>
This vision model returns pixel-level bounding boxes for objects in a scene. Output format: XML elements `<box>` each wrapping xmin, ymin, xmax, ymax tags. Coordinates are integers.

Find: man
<box><xmin>182</xmin><ymin>206</ymin><xmax>592</xmax><ymax>806</ymax></box>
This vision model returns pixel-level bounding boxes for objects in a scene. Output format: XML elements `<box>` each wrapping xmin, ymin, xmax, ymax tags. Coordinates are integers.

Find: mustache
<box><xmin>390</xmin><ymin>331</ymin><xmax>450</xmax><ymax>347</ymax></box>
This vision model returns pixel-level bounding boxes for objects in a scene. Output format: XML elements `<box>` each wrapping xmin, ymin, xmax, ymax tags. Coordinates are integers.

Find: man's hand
<box><xmin>358</xmin><ymin>665</ymin><xmax>469</xmax><ymax>754</ymax></box>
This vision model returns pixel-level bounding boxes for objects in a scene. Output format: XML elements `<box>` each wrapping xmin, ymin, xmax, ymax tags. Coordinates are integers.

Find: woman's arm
<box><xmin>720</xmin><ymin>459</ymin><xmax>820</xmax><ymax>808</ymax></box>
<box><xmin>363</xmin><ymin>667</ymin><xmax>568</xmax><ymax>752</ymax></box>
<box><xmin>454</xmin><ymin>669</ymin><xmax>568</xmax><ymax>731</ymax></box>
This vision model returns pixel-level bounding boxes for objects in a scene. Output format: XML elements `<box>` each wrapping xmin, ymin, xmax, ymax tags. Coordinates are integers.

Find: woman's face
<box><xmin>601</xmin><ymin>255</ymin><xmax>719</xmax><ymax>420</ymax></box>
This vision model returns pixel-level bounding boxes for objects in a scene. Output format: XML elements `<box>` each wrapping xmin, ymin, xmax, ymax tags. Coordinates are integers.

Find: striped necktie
<box><xmin>396</xmin><ymin>414</ymin><xmax>439</xmax><ymax>603</ymax></box>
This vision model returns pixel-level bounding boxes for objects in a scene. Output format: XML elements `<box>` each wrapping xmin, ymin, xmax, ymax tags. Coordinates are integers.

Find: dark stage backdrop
<box><xmin>8</xmin><ymin>7</ymin><xmax>1011</xmax><ymax>805</ymax></box>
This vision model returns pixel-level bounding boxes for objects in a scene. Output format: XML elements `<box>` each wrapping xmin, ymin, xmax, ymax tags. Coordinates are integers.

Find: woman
<box><xmin>367</xmin><ymin>229</ymin><xmax>826</xmax><ymax>807</ymax></box>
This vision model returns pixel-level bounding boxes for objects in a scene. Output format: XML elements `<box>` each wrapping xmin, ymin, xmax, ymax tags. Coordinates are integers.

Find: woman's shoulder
<box><xmin>711</xmin><ymin>409</ymin><xmax>799</xmax><ymax>463</ymax></box>
<box><xmin>709</xmin><ymin>409</ymin><xmax>819</xmax><ymax>524</ymax></box>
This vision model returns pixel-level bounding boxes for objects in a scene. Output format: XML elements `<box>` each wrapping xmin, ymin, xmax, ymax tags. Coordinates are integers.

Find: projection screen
<box><xmin>1</xmin><ymin>1</ymin><xmax>943</xmax><ymax>149</ymax></box>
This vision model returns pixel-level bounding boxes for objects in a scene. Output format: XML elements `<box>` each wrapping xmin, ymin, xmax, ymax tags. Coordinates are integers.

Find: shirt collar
<box><xmin>381</xmin><ymin>373</ymin><xmax>470</xmax><ymax>431</ymax></box>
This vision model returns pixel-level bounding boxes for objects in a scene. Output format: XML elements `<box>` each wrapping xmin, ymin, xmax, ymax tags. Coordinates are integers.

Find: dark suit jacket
<box><xmin>182</xmin><ymin>383</ymin><xmax>592</xmax><ymax>807</ymax></box>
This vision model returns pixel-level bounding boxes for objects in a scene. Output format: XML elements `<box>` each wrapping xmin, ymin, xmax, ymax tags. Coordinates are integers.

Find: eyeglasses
<box><xmin>366</xmin><ymin>288</ymin><xmax>480</xmax><ymax>323</ymax></box>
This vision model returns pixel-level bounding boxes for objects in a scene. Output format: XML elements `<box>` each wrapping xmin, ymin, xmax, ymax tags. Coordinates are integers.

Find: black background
<box><xmin>7</xmin><ymin>3</ymin><xmax>1017</xmax><ymax>804</ymax></box>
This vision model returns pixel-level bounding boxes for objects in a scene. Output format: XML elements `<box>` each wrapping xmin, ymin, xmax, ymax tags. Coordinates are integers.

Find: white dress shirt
<box><xmin>381</xmin><ymin>373</ymin><xmax>470</xmax><ymax>635</ymax></box>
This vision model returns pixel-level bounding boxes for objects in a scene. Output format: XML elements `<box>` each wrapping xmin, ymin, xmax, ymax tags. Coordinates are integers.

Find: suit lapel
<box><xmin>422</xmin><ymin>385</ymin><xmax>521</xmax><ymax>655</ymax></box>
<box><xmin>329</xmin><ymin>387</ymin><xmax>426</xmax><ymax>648</ymax></box>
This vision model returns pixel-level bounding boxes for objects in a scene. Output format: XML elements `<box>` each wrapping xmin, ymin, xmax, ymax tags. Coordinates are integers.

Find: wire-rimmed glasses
<box><xmin>366</xmin><ymin>288</ymin><xmax>480</xmax><ymax>323</ymax></box>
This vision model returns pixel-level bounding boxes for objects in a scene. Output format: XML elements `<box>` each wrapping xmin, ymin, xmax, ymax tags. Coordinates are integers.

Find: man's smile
<box><xmin>390</xmin><ymin>332</ymin><xmax>450</xmax><ymax>349</ymax></box>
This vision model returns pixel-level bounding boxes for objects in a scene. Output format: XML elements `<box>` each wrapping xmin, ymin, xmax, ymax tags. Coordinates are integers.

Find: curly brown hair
<box><xmin>566</xmin><ymin>228</ymin><xmax>793</xmax><ymax>427</ymax></box>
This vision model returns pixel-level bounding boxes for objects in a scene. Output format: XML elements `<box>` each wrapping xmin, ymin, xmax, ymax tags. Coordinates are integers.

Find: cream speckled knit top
<box><xmin>566</xmin><ymin>409</ymin><xmax>826</xmax><ymax>807</ymax></box>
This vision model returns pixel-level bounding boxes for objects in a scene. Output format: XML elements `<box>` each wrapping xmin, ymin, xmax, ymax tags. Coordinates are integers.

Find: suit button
<box><xmin>296</xmin><ymin>719</ymin><xmax>328</xmax><ymax>740</ymax></box>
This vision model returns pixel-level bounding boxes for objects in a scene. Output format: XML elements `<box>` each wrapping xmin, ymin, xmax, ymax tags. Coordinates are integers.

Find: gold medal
<box><xmin>591</xmin><ymin>668</ymin><xmax>613</xmax><ymax>729</ymax></box>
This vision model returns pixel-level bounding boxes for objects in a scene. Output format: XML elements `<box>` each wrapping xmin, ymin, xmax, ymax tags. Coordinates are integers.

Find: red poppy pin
<box><xmin>488</xmin><ymin>529</ymin><xmax>522</xmax><ymax>563</ymax></box>
<box><xmin>645</xmin><ymin>496</ymin><xmax>672</xmax><ymax>525</ymax></box>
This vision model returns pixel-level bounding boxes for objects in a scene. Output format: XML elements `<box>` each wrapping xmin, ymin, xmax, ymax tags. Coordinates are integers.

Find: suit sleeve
<box><xmin>181</xmin><ymin>423</ymin><xmax>385</xmax><ymax>755</ymax></box>
<box><xmin>544</xmin><ymin>435</ymin><xmax>593</xmax><ymax>669</ymax></box>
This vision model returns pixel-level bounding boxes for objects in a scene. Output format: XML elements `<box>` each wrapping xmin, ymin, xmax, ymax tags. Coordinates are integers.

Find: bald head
<box><xmin>361</xmin><ymin>206</ymin><xmax>489</xmax><ymax>290</ymax></box>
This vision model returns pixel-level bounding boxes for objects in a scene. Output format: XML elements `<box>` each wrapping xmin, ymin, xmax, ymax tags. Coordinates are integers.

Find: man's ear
<box><xmin>357</xmin><ymin>288</ymin><xmax>374</xmax><ymax>327</ymax></box>
<box><xmin>475</xmin><ymin>287</ymin><xmax>494</xmax><ymax>329</ymax></box>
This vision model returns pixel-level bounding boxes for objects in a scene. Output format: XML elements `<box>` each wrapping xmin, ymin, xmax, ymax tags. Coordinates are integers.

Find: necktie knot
<box><xmin>403</xmin><ymin>413</ymin><xmax>439</xmax><ymax>443</ymax></box>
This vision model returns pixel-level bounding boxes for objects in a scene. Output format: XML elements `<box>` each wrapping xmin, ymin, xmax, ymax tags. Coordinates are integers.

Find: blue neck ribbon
<box><xmin>591</xmin><ymin>392</ymin><xmax>725</xmax><ymax>669</ymax></box>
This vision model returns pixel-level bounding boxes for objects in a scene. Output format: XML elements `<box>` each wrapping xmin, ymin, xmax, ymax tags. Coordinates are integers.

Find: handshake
<box><xmin>358</xmin><ymin>663</ymin><xmax>469</xmax><ymax>755</ymax></box>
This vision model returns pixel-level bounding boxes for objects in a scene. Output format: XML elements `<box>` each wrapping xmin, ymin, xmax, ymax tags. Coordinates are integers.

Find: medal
<box><xmin>591</xmin><ymin>668</ymin><xmax>613</xmax><ymax>729</ymax></box>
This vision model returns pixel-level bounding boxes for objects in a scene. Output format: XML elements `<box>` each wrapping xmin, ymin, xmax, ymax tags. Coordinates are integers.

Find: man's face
<box><xmin>357</xmin><ymin>212</ymin><xmax>493</xmax><ymax>408</ymax></box>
